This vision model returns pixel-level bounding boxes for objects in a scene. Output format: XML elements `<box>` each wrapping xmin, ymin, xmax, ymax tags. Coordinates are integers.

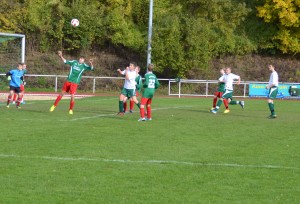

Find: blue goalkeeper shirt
<box><xmin>8</xmin><ymin>69</ymin><xmax>26</xmax><ymax>88</ymax></box>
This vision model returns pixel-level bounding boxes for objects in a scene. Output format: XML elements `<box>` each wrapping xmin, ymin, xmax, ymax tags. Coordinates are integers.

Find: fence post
<box><xmin>206</xmin><ymin>81</ymin><xmax>208</xmax><ymax>97</ymax></box>
<box><xmin>93</xmin><ymin>78</ymin><xmax>96</xmax><ymax>94</ymax></box>
<box><xmin>178</xmin><ymin>81</ymin><xmax>181</xmax><ymax>98</ymax></box>
<box><xmin>55</xmin><ymin>76</ymin><xmax>58</xmax><ymax>92</ymax></box>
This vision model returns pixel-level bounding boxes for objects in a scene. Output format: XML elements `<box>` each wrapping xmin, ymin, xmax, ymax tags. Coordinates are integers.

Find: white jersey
<box><xmin>224</xmin><ymin>73</ymin><xmax>240</xmax><ymax>90</ymax></box>
<box><xmin>123</xmin><ymin>70</ymin><xmax>137</xmax><ymax>89</ymax></box>
<box><xmin>269</xmin><ymin>71</ymin><xmax>279</xmax><ymax>87</ymax></box>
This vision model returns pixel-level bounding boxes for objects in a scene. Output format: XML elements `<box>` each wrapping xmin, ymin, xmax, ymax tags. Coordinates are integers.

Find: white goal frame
<box><xmin>0</xmin><ymin>32</ymin><xmax>26</xmax><ymax>63</ymax></box>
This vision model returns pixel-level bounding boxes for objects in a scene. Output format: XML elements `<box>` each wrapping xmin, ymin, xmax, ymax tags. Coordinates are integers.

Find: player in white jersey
<box><xmin>266</xmin><ymin>64</ymin><xmax>279</xmax><ymax>119</ymax></box>
<box><xmin>211</xmin><ymin>67</ymin><xmax>244</xmax><ymax>114</ymax></box>
<box><xmin>117</xmin><ymin>62</ymin><xmax>140</xmax><ymax>115</ymax></box>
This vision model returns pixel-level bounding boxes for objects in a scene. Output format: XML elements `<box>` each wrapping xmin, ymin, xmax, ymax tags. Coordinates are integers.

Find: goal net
<box><xmin>0</xmin><ymin>32</ymin><xmax>25</xmax><ymax>71</ymax></box>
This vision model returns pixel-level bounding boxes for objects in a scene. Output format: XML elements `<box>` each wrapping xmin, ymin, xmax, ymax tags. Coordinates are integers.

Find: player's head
<box><xmin>225</xmin><ymin>67</ymin><xmax>231</xmax><ymax>74</ymax></box>
<box><xmin>148</xmin><ymin>64</ymin><xmax>154</xmax><ymax>72</ymax></box>
<box><xmin>135</xmin><ymin>66</ymin><xmax>140</xmax><ymax>73</ymax></box>
<box><xmin>268</xmin><ymin>64</ymin><xmax>275</xmax><ymax>71</ymax></box>
<box><xmin>220</xmin><ymin>68</ymin><xmax>225</xmax><ymax>75</ymax></box>
<box><xmin>79</xmin><ymin>57</ymin><xmax>85</xmax><ymax>64</ymax></box>
<box><xmin>17</xmin><ymin>63</ymin><xmax>23</xmax><ymax>70</ymax></box>
<box><xmin>22</xmin><ymin>63</ymin><xmax>27</xmax><ymax>69</ymax></box>
<box><xmin>129</xmin><ymin>62</ymin><xmax>137</xmax><ymax>71</ymax></box>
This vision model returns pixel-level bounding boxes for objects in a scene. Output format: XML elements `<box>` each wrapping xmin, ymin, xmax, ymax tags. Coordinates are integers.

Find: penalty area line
<box><xmin>0</xmin><ymin>154</ymin><xmax>297</xmax><ymax>170</ymax></box>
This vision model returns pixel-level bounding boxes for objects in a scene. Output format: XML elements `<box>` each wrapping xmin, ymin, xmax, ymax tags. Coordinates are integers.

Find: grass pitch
<box><xmin>0</xmin><ymin>96</ymin><xmax>299</xmax><ymax>203</ymax></box>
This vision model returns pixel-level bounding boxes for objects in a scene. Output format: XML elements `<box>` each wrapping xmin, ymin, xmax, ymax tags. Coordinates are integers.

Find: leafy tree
<box><xmin>257</xmin><ymin>0</ymin><xmax>300</xmax><ymax>53</ymax></box>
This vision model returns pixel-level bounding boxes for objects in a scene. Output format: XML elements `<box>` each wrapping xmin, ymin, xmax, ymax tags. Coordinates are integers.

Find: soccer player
<box><xmin>138</xmin><ymin>64</ymin><xmax>160</xmax><ymax>121</ymax></box>
<box><xmin>121</xmin><ymin>66</ymin><xmax>142</xmax><ymax>113</ymax></box>
<box><xmin>6</xmin><ymin>63</ymin><xmax>27</xmax><ymax>108</ymax></box>
<box><xmin>13</xmin><ymin>63</ymin><xmax>27</xmax><ymax>104</ymax></box>
<box><xmin>49</xmin><ymin>51</ymin><xmax>94</xmax><ymax>114</ymax></box>
<box><xmin>211</xmin><ymin>67</ymin><xmax>244</xmax><ymax>114</ymax></box>
<box><xmin>210</xmin><ymin>68</ymin><xmax>225</xmax><ymax>110</ymax></box>
<box><xmin>266</xmin><ymin>64</ymin><xmax>279</xmax><ymax>119</ymax></box>
<box><xmin>117</xmin><ymin>62</ymin><xmax>140</xmax><ymax>115</ymax></box>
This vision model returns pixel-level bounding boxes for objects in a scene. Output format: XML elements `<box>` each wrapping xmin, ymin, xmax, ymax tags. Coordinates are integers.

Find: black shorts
<box><xmin>10</xmin><ymin>86</ymin><xmax>21</xmax><ymax>94</ymax></box>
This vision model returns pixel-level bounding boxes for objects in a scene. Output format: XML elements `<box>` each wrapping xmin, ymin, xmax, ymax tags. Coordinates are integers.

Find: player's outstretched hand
<box><xmin>89</xmin><ymin>59</ymin><xmax>93</xmax><ymax>63</ymax></box>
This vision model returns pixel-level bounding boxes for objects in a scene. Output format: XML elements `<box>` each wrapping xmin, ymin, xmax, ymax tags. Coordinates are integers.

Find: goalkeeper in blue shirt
<box><xmin>6</xmin><ymin>63</ymin><xmax>27</xmax><ymax>108</ymax></box>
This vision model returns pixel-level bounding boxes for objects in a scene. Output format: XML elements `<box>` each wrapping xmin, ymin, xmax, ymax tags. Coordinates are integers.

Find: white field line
<box><xmin>0</xmin><ymin>153</ymin><xmax>297</xmax><ymax>170</ymax></box>
<box><xmin>61</xmin><ymin>106</ymin><xmax>193</xmax><ymax>121</ymax></box>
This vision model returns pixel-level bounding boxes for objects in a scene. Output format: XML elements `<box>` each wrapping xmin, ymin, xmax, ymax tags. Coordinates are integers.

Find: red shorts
<box><xmin>141</xmin><ymin>97</ymin><xmax>152</xmax><ymax>106</ymax></box>
<box><xmin>62</xmin><ymin>81</ymin><xmax>78</xmax><ymax>94</ymax></box>
<box><xmin>20</xmin><ymin>84</ymin><xmax>25</xmax><ymax>92</ymax></box>
<box><xmin>214</xmin><ymin>91</ymin><xmax>223</xmax><ymax>98</ymax></box>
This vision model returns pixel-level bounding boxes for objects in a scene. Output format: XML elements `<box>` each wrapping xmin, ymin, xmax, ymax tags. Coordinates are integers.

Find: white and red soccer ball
<box><xmin>71</xmin><ymin>19</ymin><xmax>79</xmax><ymax>27</ymax></box>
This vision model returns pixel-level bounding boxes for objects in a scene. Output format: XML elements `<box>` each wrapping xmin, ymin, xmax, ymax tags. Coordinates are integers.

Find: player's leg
<box><xmin>12</xmin><ymin>93</ymin><xmax>17</xmax><ymax>104</ymax></box>
<box><xmin>68</xmin><ymin>83</ymin><xmax>78</xmax><ymax>114</ymax></box>
<box><xmin>123</xmin><ymin>100</ymin><xmax>127</xmax><ymax>112</ymax></box>
<box><xmin>229</xmin><ymin>99</ymin><xmax>245</xmax><ymax>109</ymax></box>
<box><xmin>211</xmin><ymin>92</ymin><xmax>218</xmax><ymax>110</ymax></box>
<box><xmin>50</xmin><ymin>82</ymin><xmax>69</xmax><ymax>112</ymax></box>
<box><xmin>146</xmin><ymin>98</ymin><xmax>153</xmax><ymax>120</ymax></box>
<box><xmin>130</xmin><ymin>97</ymin><xmax>135</xmax><ymax>113</ymax></box>
<box><xmin>7</xmin><ymin>88</ymin><xmax>15</xmax><ymax>107</ymax></box>
<box><xmin>118</xmin><ymin>88</ymin><xmax>127</xmax><ymax>115</ymax></box>
<box><xmin>267</xmin><ymin>87</ymin><xmax>278</xmax><ymax>118</ymax></box>
<box><xmin>138</xmin><ymin>98</ymin><xmax>148</xmax><ymax>121</ymax></box>
<box><xmin>130</xmin><ymin>91</ymin><xmax>138</xmax><ymax>112</ymax></box>
<box><xmin>20</xmin><ymin>84</ymin><xmax>25</xmax><ymax>104</ymax></box>
<box><xmin>15</xmin><ymin>88</ymin><xmax>23</xmax><ymax>108</ymax></box>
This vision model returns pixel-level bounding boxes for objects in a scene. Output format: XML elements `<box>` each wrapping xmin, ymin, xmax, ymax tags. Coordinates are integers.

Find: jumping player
<box><xmin>49</xmin><ymin>51</ymin><xmax>94</xmax><ymax>114</ymax></box>
<box><xmin>138</xmin><ymin>64</ymin><xmax>160</xmax><ymax>121</ymax></box>
<box><xmin>117</xmin><ymin>62</ymin><xmax>140</xmax><ymax>115</ymax></box>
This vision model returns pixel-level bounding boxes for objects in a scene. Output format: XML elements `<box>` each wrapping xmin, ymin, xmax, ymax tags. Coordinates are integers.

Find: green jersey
<box><xmin>142</xmin><ymin>72</ymin><xmax>160</xmax><ymax>98</ymax></box>
<box><xmin>218</xmin><ymin>75</ymin><xmax>225</xmax><ymax>92</ymax></box>
<box><xmin>65</xmin><ymin>60</ymin><xmax>93</xmax><ymax>84</ymax></box>
<box><xmin>135</xmin><ymin>74</ymin><xmax>142</xmax><ymax>92</ymax></box>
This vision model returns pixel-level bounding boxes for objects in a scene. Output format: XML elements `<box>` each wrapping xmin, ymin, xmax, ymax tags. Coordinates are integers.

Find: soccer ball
<box><xmin>71</xmin><ymin>19</ymin><xmax>79</xmax><ymax>27</ymax></box>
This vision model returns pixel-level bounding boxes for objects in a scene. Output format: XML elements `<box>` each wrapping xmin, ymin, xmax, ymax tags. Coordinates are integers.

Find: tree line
<box><xmin>1</xmin><ymin>0</ymin><xmax>299</xmax><ymax>77</ymax></box>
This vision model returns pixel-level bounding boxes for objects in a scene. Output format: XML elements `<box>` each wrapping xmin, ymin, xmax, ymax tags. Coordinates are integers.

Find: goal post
<box><xmin>0</xmin><ymin>32</ymin><xmax>26</xmax><ymax>68</ymax></box>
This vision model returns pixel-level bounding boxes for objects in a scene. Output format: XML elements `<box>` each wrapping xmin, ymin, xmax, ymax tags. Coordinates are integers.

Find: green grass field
<box><xmin>0</xmin><ymin>96</ymin><xmax>299</xmax><ymax>203</ymax></box>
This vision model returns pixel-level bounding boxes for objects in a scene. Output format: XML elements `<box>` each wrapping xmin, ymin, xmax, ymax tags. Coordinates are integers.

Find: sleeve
<box><xmin>143</xmin><ymin>75</ymin><xmax>149</xmax><ymax>88</ymax></box>
<box><xmin>6</xmin><ymin>71</ymin><xmax>12</xmax><ymax>77</ymax></box>
<box><xmin>65</xmin><ymin>60</ymin><xmax>73</xmax><ymax>65</ymax></box>
<box><xmin>84</xmin><ymin>63</ymin><xmax>94</xmax><ymax>71</ymax></box>
<box><xmin>136</xmin><ymin>76</ymin><xmax>143</xmax><ymax>91</ymax></box>
<box><xmin>121</xmin><ymin>70</ymin><xmax>126</xmax><ymax>75</ymax></box>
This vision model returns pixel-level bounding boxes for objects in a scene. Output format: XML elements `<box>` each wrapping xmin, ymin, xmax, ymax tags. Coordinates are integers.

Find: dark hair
<box><xmin>130</xmin><ymin>62</ymin><xmax>137</xmax><ymax>67</ymax></box>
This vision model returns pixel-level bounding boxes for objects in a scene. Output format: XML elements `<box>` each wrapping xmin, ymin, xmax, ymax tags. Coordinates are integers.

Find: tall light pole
<box><xmin>147</xmin><ymin>0</ymin><xmax>153</xmax><ymax>69</ymax></box>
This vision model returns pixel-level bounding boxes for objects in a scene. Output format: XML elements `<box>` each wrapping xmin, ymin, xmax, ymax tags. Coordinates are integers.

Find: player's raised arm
<box><xmin>57</xmin><ymin>51</ymin><xmax>66</xmax><ymax>62</ymax></box>
<box><xmin>89</xmin><ymin>59</ymin><xmax>94</xmax><ymax>69</ymax></box>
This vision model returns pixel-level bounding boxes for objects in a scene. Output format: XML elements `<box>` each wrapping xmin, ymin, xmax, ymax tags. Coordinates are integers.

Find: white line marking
<box><xmin>60</xmin><ymin>106</ymin><xmax>193</xmax><ymax>121</ymax></box>
<box><xmin>0</xmin><ymin>154</ymin><xmax>297</xmax><ymax>170</ymax></box>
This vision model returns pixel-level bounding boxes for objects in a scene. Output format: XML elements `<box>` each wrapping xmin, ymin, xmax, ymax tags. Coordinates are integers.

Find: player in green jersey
<box><xmin>138</xmin><ymin>64</ymin><xmax>160</xmax><ymax>121</ymax></box>
<box><xmin>266</xmin><ymin>64</ymin><xmax>279</xmax><ymax>119</ymax></box>
<box><xmin>50</xmin><ymin>51</ymin><xmax>94</xmax><ymax>114</ymax></box>
<box><xmin>210</xmin><ymin>68</ymin><xmax>225</xmax><ymax>110</ymax></box>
